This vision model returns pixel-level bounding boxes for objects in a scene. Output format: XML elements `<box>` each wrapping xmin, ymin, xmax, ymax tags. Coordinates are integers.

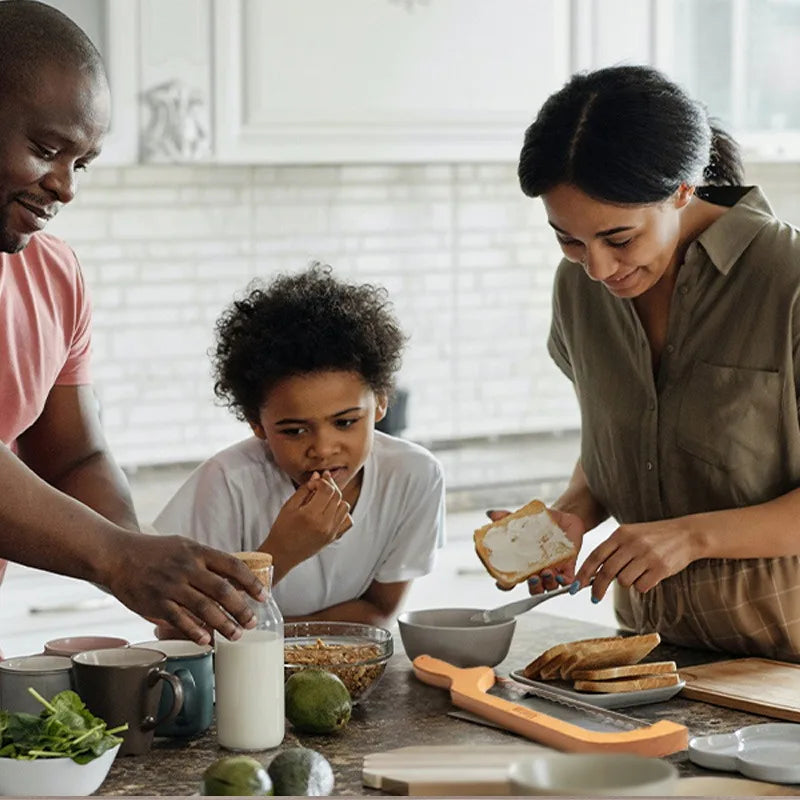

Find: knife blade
<box><xmin>471</xmin><ymin>579</ymin><xmax>593</xmax><ymax>624</ymax></box>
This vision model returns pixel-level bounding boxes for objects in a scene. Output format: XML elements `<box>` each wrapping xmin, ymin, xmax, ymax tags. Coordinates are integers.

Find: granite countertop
<box><xmin>99</xmin><ymin>613</ymin><xmax>777</xmax><ymax>796</ymax></box>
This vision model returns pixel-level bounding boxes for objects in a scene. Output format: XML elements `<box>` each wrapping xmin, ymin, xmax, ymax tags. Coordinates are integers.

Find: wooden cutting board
<box><xmin>362</xmin><ymin>744</ymin><xmax>544</xmax><ymax>796</ymax></box>
<box><xmin>362</xmin><ymin>745</ymin><xmax>800</xmax><ymax>796</ymax></box>
<box><xmin>680</xmin><ymin>658</ymin><xmax>800</xmax><ymax>722</ymax></box>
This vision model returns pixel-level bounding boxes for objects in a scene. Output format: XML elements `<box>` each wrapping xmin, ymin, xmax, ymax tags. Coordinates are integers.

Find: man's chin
<box><xmin>0</xmin><ymin>230</ymin><xmax>31</xmax><ymax>254</ymax></box>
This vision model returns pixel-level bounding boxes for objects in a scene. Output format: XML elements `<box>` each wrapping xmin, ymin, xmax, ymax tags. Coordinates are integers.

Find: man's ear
<box><xmin>374</xmin><ymin>393</ymin><xmax>389</xmax><ymax>423</ymax></box>
<box><xmin>249</xmin><ymin>419</ymin><xmax>267</xmax><ymax>440</ymax></box>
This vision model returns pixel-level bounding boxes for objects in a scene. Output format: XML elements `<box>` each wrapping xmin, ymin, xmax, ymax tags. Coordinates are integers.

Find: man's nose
<box><xmin>40</xmin><ymin>163</ymin><xmax>77</xmax><ymax>204</ymax></box>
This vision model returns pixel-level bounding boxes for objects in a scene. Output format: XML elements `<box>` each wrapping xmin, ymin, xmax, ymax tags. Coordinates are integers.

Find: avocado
<box><xmin>200</xmin><ymin>755</ymin><xmax>274</xmax><ymax>796</ymax></box>
<box><xmin>285</xmin><ymin>669</ymin><xmax>351</xmax><ymax>734</ymax></box>
<box><xmin>267</xmin><ymin>747</ymin><xmax>335</xmax><ymax>796</ymax></box>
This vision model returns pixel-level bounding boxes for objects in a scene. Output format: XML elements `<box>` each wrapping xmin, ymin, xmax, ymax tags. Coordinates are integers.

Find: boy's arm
<box><xmin>284</xmin><ymin>579</ymin><xmax>410</xmax><ymax>628</ymax></box>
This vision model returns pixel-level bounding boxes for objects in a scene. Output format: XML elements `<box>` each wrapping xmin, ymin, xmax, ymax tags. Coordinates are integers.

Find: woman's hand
<box><xmin>573</xmin><ymin>517</ymin><xmax>700</xmax><ymax>601</ymax></box>
<box><xmin>487</xmin><ymin>507</ymin><xmax>586</xmax><ymax>594</ymax></box>
<box><xmin>262</xmin><ymin>470</ymin><xmax>352</xmax><ymax>579</ymax></box>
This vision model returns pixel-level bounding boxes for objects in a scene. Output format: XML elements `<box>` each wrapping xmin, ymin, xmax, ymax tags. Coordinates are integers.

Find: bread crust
<box><xmin>473</xmin><ymin>499</ymin><xmax>576</xmax><ymax>589</ymax></box>
<box><xmin>522</xmin><ymin>633</ymin><xmax>661</xmax><ymax>680</ymax></box>
<box><xmin>570</xmin><ymin>660</ymin><xmax>677</xmax><ymax>681</ymax></box>
<box><xmin>573</xmin><ymin>672</ymin><xmax>680</xmax><ymax>693</ymax></box>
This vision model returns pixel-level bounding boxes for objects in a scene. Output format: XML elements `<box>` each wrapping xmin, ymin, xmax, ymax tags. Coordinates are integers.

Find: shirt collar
<box><xmin>694</xmin><ymin>186</ymin><xmax>775</xmax><ymax>276</ymax></box>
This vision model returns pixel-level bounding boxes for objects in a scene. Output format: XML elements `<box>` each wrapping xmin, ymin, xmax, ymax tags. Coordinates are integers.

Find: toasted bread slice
<box><xmin>522</xmin><ymin>633</ymin><xmax>661</xmax><ymax>681</ymax></box>
<box><xmin>522</xmin><ymin>636</ymin><xmax>619</xmax><ymax>680</ymax></box>
<box><xmin>474</xmin><ymin>499</ymin><xmax>576</xmax><ymax>590</ymax></box>
<box><xmin>573</xmin><ymin>672</ymin><xmax>681</xmax><ymax>693</ymax></box>
<box><xmin>570</xmin><ymin>660</ymin><xmax>677</xmax><ymax>681</ymax></box>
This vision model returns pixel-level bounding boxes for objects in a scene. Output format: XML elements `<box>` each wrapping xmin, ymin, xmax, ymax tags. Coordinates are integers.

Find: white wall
<box><xmin>45</xmin><ymin>160</ymin><xmax>799</xmax><ymax>469</ymax></box>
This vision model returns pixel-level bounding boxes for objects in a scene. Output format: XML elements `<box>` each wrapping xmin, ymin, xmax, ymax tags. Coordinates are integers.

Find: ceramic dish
<box><xmin>509</xmin><ymin>669</ymin><xmax>685</xmax><ymax>709</ymax></box>
<box><xmin>688</xmin><ymin>722</ymin><xmax>800</xmax><ymax>784</ymax></box>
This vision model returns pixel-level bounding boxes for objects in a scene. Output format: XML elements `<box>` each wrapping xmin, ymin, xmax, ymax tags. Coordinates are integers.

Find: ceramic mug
<box><xmin>133</xmin><ymin>640</ymin><xmax>214</xmax><ymax>738</ymax></box>
<box><xmin>71</xmin><ymin>647</ymin><xmax>183</xmax><ymax>756</ymax></box>
<box><xmin>44</xmin><ymin>635</ymin><xmax>129</xmax><ymax>657</ymax></box>
<box><xmin>0</xmin><ymin>654</ymin><xmax>74</xmax><ymax>714</ymax></box>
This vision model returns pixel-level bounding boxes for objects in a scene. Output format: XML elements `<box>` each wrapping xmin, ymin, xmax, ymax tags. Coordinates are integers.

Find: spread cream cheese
<box><xmin>483</xmin><ymin>512</ymin><xmax>571</xmax><ymax>573</ymax></box>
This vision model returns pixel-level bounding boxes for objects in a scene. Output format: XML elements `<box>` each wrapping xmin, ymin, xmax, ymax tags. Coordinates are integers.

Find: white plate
<box><xmin>509</xmin><ymin>669</ymin><xmax>685</xmax><ymax>709</ymax></box>
<box><xmin>689</xmin><ymin>723</ymin><xmax>800</xmax><ymax>784</ymax></box>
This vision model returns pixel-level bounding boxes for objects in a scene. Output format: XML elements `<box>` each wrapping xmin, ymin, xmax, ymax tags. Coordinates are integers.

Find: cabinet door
<box><xmin>654</xmin><ymin>0</ymin><xmax>800</xmax><ymax>160</ymax></box>
<box><xmin>33</xmin><ymin>0</ymin><xmax>139</xmax><ymax>165</ymax></box>
<box><xmin>212</xmin><ymin>0</ymin><xmax>570</xmax><ymax>163</ymax></box>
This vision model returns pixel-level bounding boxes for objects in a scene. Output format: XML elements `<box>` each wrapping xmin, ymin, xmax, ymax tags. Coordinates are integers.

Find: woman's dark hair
<box><xmin>518</xmin><ymin>65</ymin><xmax>744</xmax><ymax>203</ymax></box>
<box><xmin>212</xmin><ymin>263</ymin><xmax>407</xmax><ymax>422</ymax></box>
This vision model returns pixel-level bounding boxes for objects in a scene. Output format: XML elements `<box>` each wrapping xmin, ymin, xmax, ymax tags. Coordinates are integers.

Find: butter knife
<box><xmin>470</xmin><ymin>578</ymin><xmax>593</xmax><ymax>625</ymax></box>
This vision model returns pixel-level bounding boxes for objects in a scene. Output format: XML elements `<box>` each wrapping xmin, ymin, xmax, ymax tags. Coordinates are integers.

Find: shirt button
<box><xmin>646</xmin><ymin>461</ymin><xmax>654</xmax><ymax>471</ymax></box>
<box><xmin>679</xmin><ymin>285</ymin><xmax>689</xmax><ymax>295</ymax></box>
<box><xmin>665</xmin><ymin>344</ymin><xmax>675</xmax><ymax>354</ymax></box>
<box><xmin>648</xmin><ymin>401</ymin><xmax>656</xmax><ymax>411</ymax></box>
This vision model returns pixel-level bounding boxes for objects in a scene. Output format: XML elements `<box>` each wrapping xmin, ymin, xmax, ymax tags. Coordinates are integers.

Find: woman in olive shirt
<box><xmin>515</xmin><ymin>65</ymin><xmax>800</xmax><ymax>660</ymax></box>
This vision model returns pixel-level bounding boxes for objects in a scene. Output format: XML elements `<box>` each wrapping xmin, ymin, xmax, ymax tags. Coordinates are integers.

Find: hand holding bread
<box><xmin>474</xmin><ymin>500</ymin><xmax>582</xmax><ymax>591</ymax></box>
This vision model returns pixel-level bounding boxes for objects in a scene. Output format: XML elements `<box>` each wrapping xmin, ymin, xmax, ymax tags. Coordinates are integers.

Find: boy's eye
<box><xmin>335</xmin><ymin>418</ymin><xmax>358</xmax><ymax>429</ymax></box>
<box><xmin>279</xmin><ymin>427</ymin><xmax>306</xmax><ymax>437</ymax></box>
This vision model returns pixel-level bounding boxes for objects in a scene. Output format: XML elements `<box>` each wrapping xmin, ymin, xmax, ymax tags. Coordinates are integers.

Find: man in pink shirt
<box><xmin>0</xmin><ymin>1</ymin><xmax>263</xmax><ymax>645</ymax></box>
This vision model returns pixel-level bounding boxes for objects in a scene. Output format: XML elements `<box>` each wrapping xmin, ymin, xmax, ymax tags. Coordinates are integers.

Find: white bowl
<box><xmin>0</xmin><ymin>744</ymin><xmax>120</xmax><ymax>797</ymax></box>
<box><xmin>508</xmin><ymin>752</ymin><xmax>678</xmax><ymax>796</ymax></box>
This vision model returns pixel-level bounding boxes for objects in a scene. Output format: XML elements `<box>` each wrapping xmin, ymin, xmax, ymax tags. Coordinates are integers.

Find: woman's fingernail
<box><xmin>541</xmin><ymin>572</ymin><xmax>552</xmax><ymax>580</ymax></box>
<box><xmin>569</xmin><ymin>580</ymin><xmax>581</xmax><ymax>595</ymax></box>
<box><xmin>556</xmin><ymin>575</ymin><xmax>566</xmax><ymax>585</ymax></box>
<box><xmin>591</xmin><ymin>595</ymin><xmax>600</xmax><ymax>604</ymax></box>
<box><xmin>528</xmin><ymin>576</ymin><xmax>539</xmax><ymax>585</ymax></box>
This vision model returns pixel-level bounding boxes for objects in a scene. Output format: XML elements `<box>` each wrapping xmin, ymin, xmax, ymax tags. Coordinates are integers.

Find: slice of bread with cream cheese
<box><xmin>473</xmin><ymin>499</ymin><xmax>576</xmax><ymax>590</ymax></box>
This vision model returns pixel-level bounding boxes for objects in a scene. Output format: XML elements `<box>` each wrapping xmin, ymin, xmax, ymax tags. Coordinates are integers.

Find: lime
<box><xmin>285</xmin><ymin>669</ymin><xmax>351</xmax><ymax>734</ymax></box>
<box><xmin>267</xmin><ymin>747</ymin><xmax>335</xmax><ymax>795</ymax></box>
<box><xmin>200</xmin><ymin>755</ymin><xmax>273</xmax><ymax>796</ymax></box>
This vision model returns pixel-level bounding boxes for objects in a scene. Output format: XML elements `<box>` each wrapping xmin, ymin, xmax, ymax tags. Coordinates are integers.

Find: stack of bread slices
<box><xmin>522</xmin><ymin>632</ymin><xmax>681</xmax><ymax>693</ymax></box>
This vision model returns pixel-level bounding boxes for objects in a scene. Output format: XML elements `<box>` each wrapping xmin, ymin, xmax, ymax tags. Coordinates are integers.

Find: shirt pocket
<box><xmin>677</xmin><ymin>360</ymin><xmax>782</xmax><ymax>471</ymax></box>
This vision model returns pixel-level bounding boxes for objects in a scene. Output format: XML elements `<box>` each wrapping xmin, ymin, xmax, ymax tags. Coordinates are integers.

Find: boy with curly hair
<box><xmin>154</xmin><ymin>265</ymin><xmax>445</xmax><ymax>626</ymax></box>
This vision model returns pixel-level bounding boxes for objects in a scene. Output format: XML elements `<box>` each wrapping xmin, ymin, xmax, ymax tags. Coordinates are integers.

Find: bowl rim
<box><xmin>284</xmin><ymin>621</ymin><xmax>393</xmax><ymax>668</ymax></box>
<box><xmin>397</xmin><ymin>608</ymin><xmax>517</xmax><ymax>630</ymax></box>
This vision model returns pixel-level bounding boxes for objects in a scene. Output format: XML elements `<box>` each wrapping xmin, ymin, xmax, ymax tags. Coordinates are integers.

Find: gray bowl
<box><xmin>397</xmin><ymin>608</ymin><xmax>516</xmax><ymax>667</ymax></box>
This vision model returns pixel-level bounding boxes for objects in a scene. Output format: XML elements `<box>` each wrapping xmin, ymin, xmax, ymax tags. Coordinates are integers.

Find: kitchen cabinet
<box><xmin>211</xmin><ymin>0</ymin><xmax>570</xmax><ymax>163</ymax></box>
<box><xmin>43</xmin><ymin>0</ymin><xmax>139</xmax><ymax>165</ymax></box>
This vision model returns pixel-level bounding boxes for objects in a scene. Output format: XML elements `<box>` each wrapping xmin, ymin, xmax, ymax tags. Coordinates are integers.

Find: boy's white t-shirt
<box><xmin>154</xmin><ymin>431</ymin><xmax>445</xmax><ymax>617</ymax></box>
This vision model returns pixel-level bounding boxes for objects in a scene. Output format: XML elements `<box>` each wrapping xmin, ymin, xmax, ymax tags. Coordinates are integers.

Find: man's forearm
<box><xmin>0</xmin><ymin>445</ymin><xmax>126</xmax><ymax>583</ymax></box>
<box><xmin>52</xmin><ymin>450</ymin><xmax>140</xmax><ymax>533</ymax></box>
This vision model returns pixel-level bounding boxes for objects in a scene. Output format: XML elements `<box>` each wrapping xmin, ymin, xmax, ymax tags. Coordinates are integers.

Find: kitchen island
<box><xmin>99</xmin><ymin>612</ymin><xmax>781</xmax><ymax>796</ymax></box>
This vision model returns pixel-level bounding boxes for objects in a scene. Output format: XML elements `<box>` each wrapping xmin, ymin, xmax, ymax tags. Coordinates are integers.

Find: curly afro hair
<box><xmin>212</xmin><ymin>263</ymin><xmax>407</xmax><ymax>422</ymax></box>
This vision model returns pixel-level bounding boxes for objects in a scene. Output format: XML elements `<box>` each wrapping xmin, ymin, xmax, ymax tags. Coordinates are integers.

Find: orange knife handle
<box><xmin>412</xmin><ymin>654</ymin><xmax>495</xmax><ymax>693</ymax></box>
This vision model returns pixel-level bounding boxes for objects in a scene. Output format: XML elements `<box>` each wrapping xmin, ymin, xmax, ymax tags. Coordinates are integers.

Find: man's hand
<box><xmin>486</xmin><ymin>507</ymin><xmax>586</xmax><ymax>594</ymax></box>
<box><xmin>104</xmin><ymin>532</ymin><xmax>266</xmax><ymax>645</ymax></box>
<box><xmin>261</xmin><ymin>471</ymin><xmax>352</xmax><ymax>582</ymax></box>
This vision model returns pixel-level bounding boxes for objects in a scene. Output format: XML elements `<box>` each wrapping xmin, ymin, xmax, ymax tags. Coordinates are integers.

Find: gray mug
<box><xmin>72</xmin><ymin>647</ymin><xmax>183</xmax><ymax>756</ymax></box>
<box><xmin>133</xmin><ymin>640</ymin><xmax>214</xmax><ymax>738</ymax></box>
<box><xmin>0</xmin><ymin>654</ymin><xmax>73</xmax><ymax>714</ymax></box>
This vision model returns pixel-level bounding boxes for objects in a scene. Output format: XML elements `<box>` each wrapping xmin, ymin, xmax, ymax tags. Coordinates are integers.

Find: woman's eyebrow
<box><xmin>549</xmin><ymin>221</ymin><xmax>636</xmax><ymax>237</ymax></box>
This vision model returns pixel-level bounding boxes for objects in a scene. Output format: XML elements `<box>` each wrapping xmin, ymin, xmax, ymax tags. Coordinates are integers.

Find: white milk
<box><xmin>214</xmin><ymin>628</ymin><xmax>285</xmax><ymax>750</ymax></box>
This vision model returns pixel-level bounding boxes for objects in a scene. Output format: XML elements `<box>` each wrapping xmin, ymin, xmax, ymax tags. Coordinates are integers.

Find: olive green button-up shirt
<box><xmin>548</xmin><ymin>186</ymin><xmax>800</xmax><ymax>659</ymax></box>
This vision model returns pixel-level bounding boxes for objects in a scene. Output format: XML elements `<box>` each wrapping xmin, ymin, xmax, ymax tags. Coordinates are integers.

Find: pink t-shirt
<box><xmin>0</xmin><ymin>232</ymin><xmax>92</xmax><ymax>587</ymax></box>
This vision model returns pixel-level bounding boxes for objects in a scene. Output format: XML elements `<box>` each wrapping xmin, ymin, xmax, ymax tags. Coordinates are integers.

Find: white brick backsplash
<box><xmin>53</xmin><ymin>160</ymin><xmax>800</xmax><ymax>468</ymax></box>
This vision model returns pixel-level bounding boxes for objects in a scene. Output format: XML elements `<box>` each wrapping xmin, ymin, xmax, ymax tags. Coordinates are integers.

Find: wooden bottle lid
<box><xmin>234</xmin><ymin>551</ymin><xmax>273</xmax><ymax>573</ymax></box>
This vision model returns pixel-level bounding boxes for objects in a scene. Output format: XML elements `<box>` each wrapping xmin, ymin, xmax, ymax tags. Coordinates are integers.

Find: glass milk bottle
<box><xmin>214</xmin><ymin>551</ymin><xmax>284</xmax><ymax>750</ymax></box>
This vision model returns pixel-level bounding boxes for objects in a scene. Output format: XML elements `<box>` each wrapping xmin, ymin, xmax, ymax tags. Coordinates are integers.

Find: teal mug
<box><xmin>134</xmin><ymin>641</ymin><xmax>214</xmax><ymax>738</ymax></box>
